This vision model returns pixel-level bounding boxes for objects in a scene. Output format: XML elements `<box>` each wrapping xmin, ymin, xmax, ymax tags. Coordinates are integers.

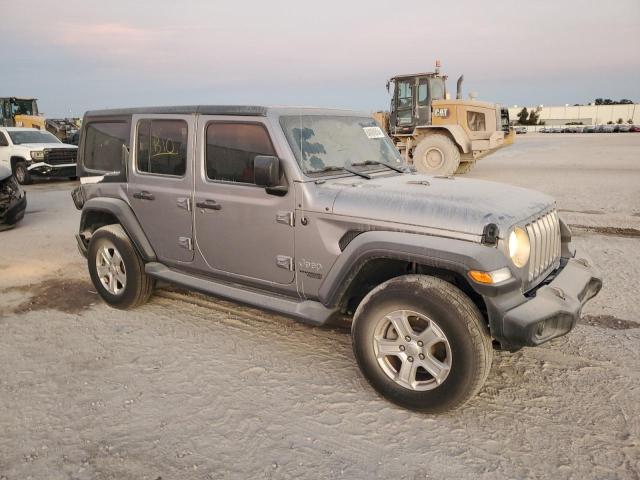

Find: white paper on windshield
<box><xmin>363</xmin><ymin>126</ymin><xmax>385</xmax><ymax>139</ymax></box>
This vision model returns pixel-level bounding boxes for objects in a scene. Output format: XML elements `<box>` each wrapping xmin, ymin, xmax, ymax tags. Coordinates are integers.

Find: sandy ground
<box><xmin>1</xmin><ymin>134</ymin><xmax>639</xmax><ymax>479</ymax></box>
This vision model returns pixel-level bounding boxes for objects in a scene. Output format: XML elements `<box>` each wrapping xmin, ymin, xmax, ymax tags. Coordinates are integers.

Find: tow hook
<box><xmin>549</xmin><ymin>287</ymin><xmax>566</xmax><ymax>300</ymax></box>
<box><xmin>575</xmin><ymin>257</ymin><xmax>590</xmax><ymax>268</ymax></box>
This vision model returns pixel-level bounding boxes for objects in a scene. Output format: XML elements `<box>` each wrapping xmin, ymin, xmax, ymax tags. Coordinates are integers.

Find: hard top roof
<box><xmin>83</xmin><ymin>105</ymin><xmax>368</xmax><ymax>118</ymax></box>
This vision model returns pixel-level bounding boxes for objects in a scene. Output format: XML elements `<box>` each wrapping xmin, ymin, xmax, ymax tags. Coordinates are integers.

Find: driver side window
<box><xmin>205</xmin><ymin>122</ymin><xmax>275</xmax><ymax>184</ymax></box>
<box><xmin>0</xmin><ymin>132</ymin><xmax>9</xmax><ymax>147</ymax></box>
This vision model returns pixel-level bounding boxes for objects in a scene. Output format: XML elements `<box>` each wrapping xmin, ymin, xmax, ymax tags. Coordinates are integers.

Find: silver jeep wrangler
<box><xmin>72</xmin><ymin>106</ymin><xmax>602</xmax><ymax>412</ymax></box>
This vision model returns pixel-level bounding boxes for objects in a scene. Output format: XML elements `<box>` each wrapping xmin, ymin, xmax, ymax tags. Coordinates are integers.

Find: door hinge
<box><xmin>276</xmin><ymin>211</ymin><xmax>295</xmax><ymax>226</ymax></box>
<box><xmin>178</xmin><ymin>236</ymin><xmax>193</xmax><ymax>251</ymax></box>
<box><xmin>276</xmin><ymin>255</ymin><xmax>294</xmax><ymax>271</ymax></box>
<box><xmin>177</xmin><ymin>197</ymin><xmax>191</xmax><ymax>211</ymax></box>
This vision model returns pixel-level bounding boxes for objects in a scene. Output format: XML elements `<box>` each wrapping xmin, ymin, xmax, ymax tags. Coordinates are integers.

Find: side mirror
<box><xmin>121</xmin><ymin>143</ymin><xmax>130</xmax><ymax>164</ymax></box>
<box><xmin>254</xmin><ymin>155</ymin><xmax>288</xmax><ymax>196</ymax></box>
<box><xmin>254</xmin><ymin>155</ymin><xmax>280</xmax><ymax>188</ymax></box>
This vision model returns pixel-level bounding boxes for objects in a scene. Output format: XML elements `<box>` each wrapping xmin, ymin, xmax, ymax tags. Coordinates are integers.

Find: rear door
<box><xmin>193</xmin><ymin>116</ymin><xmax>295</xmax><ymax>285</ymax></box>
<box><xmin>128</xmin><ymin>114</ymin><xmax>194</xmax><ymax>264</ymax></box>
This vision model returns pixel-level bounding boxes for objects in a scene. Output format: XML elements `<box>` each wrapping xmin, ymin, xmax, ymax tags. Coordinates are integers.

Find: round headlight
<box><xmin>508</xmin><ymin>227</ymin><xmax>530</xmax><ymax>268</ymax></box>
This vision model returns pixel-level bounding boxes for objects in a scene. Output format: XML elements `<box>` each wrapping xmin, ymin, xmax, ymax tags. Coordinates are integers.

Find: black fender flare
<box><xmin>80</xmin><ymin>197</ymin><xmax>156</xmax><ymax>261</ymax></box>
<box><xmin>318</xmin><ymin>230</ymin><xmax>517</xmax><ymax>308</ymax></box>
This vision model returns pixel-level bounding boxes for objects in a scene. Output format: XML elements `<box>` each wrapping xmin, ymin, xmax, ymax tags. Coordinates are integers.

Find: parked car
<box><xmin>72</xmin><ymin>105</ymin><xmax>602</xmax><ymax>413</ymax></box>
<box><xmin>0</xmin><ymin>127</ymin><xmax>78</xmax><ymax>185</ymax></box>
<box><xmin>0</xmin><ymin>164</ymin><xmax>27</xmax><ymax>230</ymax></box>
<box><xmin>539</xmin><ymin>127</ymin><xmax>548</xmax><ymax>133</ymax></box>
<box><xmin>583</xmin><ymin>126</ymin><xmax>596</xmax><ymax>133</ymax></box>
<box><xmin>617</xmin><ymin>124</ymin><xmax>631</xmax><ymax>133</ymax></box>
<box><xmin>602</xmin><ymin>124</ymin><xmax>615</xmax><ymax>133</ymax></box>
<box><xmin>514</xmin><ymin>126</ymin><xmax>527</xmax><ymax>134</ymax></box>
<box><xmin>630</xmin><ymin>125</ymin><xmax>640</xmax><ymax>132</ymax></box>
<box><xmin>551</xmin><ymin>127</ymin><xmax>562</xmax><ymax>133</ymax></box>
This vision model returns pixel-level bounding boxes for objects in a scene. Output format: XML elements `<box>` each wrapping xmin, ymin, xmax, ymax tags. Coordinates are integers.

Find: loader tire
<box><xmin>412</xmin><ymin>134</ymin><xmax>460</xmax><ymax>175</ymax></box>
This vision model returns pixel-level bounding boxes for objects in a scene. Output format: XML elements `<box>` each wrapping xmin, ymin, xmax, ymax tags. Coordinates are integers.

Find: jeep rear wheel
<box><xmin>412</xmin><ymin>134</ymin><xmax>460</xmax><ymax>175</ymax></box>
<box><xmin>88</xmin><ymin>224</ymin><xmax>154</xmax><ymax>309</ymax></box>
<box><xmin>13</xmin><ymin>161</ymin><xmax>32</xmax><ymax>185</ymax></box>
<box><xmin>351</xmin><ymin>274</ymin><xmax>492</xmax><ymax>412</ymax></box>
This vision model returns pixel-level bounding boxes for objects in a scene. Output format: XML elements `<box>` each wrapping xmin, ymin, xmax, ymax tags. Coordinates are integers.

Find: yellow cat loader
<box><xmin>1</xmin><ymin>97</ymin><xmax>80</xmax><ymax>142</ymax></box>
<box><xmin>1</xmin><ymin>97</ymin><xmax>45</xmax><ymax>130</ymax></box>
<box><xmin>373</xmin><ymin>62</ymin><xmax>514</xmax><ymax>175</ymax></box>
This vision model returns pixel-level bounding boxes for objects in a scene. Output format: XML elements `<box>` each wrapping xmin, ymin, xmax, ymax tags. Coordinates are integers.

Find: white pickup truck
<box><xmin>0</xmin><ymin>127</ymin><xmax>78</xmax><ymax>184</ymax></box>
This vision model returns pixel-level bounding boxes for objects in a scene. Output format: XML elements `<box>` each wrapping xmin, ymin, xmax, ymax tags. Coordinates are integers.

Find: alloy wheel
<box><xmin>372</xmin><ymin>309</ymin><xmax>452</xmax><ymax>391</ymax></box>
<box><xmin>95</xmin><ymin>241</ymin><xmax>127</xmax><ymax>295</ymax></box>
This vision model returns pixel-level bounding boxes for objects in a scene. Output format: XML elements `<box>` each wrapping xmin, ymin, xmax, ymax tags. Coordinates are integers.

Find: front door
<box><xmin>128</xmin><ymin>114</ymin><xmax>194</xmax><ymax>264</ymax></box>
<box><xmin>193</xmin><ymin>117</ymin><xmax>295</xmax><ymax>285</ymax></box>
<box><xmin>395</xmin><ymin>79</ymin><xmax>415</xmax><ymax>128</ymax></box>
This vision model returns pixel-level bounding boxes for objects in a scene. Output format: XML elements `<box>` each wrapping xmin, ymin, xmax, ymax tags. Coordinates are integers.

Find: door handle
<box><xmin>133</xmin><ymin>191</ymin><xmax>155</xmax><ymax>201</ymax></box>
<box><xmin>196</xmin><ymin>199</ymin><xmax>222</xmax><ymax>210</ymax></box>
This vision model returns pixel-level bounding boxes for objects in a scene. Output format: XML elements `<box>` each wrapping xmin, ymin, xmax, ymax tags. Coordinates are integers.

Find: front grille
<box><xmin>525</xmin><ymin>209</ymin><xmax>561</xmax><ymax>290</ymax></box>
<box><xmin>43</xmin><ymin>148</ymin><xmax>77</xmax><ymax>165</ymax></box>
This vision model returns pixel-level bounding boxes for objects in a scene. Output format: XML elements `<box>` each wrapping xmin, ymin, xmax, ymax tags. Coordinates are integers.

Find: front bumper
<box><xmin>28</xmin><ymin>162</ymin><xmax>77</xmax><ymax>178</ymax></box>
<box><xmin>486</xmin><ymin>250</ymin><xmax>602</xmax><ymax>348</ymax></box>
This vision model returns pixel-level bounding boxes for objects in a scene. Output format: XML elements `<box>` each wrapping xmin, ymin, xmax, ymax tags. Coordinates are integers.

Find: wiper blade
<box><xmin>310</xmin><ymin>165</ymin><xmax>371</xmax><ymax>179</ymax></box>
<box><xmin>343</xmin><ymin>166</ymin><xmax>371</xmax><ymax>179</ymax></box>
<box><xmin>350</xmin><ymin>160</ymin><xmax>406</xmax><ymax>173</ymax></box>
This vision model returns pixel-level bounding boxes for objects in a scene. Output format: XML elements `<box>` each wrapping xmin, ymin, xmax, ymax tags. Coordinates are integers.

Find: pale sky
<box><xmin>3</xmin><ymin>0</ymin><xmax>639</xmax><ymax>117</ymax></box>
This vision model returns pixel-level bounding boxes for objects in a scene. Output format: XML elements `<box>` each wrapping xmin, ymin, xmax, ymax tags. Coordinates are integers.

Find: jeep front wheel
<box><xmin>351</xmin><ymin>274</ymin><xmax>492</xmax><ymax>412</ymax></box>
<box><xmin>412</xmin><ymin>134</ymin><xmax>460</xmax><ymax>175</ymax></box>
<box><xmin>87</xmin><ymin>224</ymin><xmax>154</xmax><ymax>309</ymax></box>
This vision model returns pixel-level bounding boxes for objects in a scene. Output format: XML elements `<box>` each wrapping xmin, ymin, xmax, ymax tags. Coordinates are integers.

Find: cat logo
<box><xmin>433</xmin><ymin>108</ymin><xmax>449</xmax><ymax>118</ymax></box>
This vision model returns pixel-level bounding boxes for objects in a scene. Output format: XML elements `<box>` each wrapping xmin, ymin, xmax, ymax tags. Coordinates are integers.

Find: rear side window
<box><xmin>83</xmin><ymin>122</ymin><xmax>130</xmax><ymax>172</ymax></box>
<box><xmin>205</xmin><ymin>123</ymin><xmax>275</xmax><ymax>184</ymax></box>
<box><xmin>136</xmin><ymin>119</ymin><xmax>188</xmax><ymax>176</ymax></box>
<box><xmin>467</xmin><ymin>111</ymin><xmax>486</xmax><ymax>131</ymax></box>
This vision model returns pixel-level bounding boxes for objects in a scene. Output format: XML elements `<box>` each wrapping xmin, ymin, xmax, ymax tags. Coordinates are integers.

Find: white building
<box><xmin>508</xmin><ymin>103</ymin><xmax>639</xmax><ymax>127</ymax></box>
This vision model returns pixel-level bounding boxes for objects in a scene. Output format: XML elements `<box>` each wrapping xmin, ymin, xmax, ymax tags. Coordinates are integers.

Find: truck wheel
<box><xmin>412</xmin><ymin>134</ymin><xmax>460</xmax><ymax>175</ymax></box>
<box><xmin>454</xmin><ymin>161</ymin><xmax>475</xmax><ymax>174</ymax></box>
<box><xmin>87</xmin><ymin>224</ymin><xmax>154</xmax><ymax>309</ymax></box>
<box><xmin>14</xmin><ymin>161</ymin><xmax>32</xmax><ymax>185</ymax></box>
<box><xmin>351</xmin><ymin>274</ymin><xmax>492</xmax><ymax>413</ymax></box>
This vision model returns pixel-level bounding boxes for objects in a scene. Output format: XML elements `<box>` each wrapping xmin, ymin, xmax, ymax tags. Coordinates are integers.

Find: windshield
<box><xmin>8</xmin><ymin>130</ymin><xmax>61</xmax><ymax>145</ymax></box>
<box><xmin>10</xmin><ymin>99</ymin><xmax>37</xmax><ymax>116</ymax></box>
<box><xmin>279</xmin><ymin>115</ymin><xmax>403</xmax><ymax>175</ymax></box>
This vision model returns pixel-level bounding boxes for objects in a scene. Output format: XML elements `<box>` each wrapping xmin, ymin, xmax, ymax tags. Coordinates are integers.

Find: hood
<box><xmin>324</xmin><ymin>173</ymin><xmax>555</xmax><ymax>237</ymax></box>
<box><xmin>17</xmin><ymin>143</ymin><xmax>77</xmax><ymax>150</ymax></box>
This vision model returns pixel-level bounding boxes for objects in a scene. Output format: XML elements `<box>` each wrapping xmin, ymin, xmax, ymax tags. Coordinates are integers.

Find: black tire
<box><xmin>13</xmin><ymin>161</ymin><xmax>32</xmax><ymax>185</ymax></box>
<box><xmin>351</xmin><ymin>274</ymin><xmax>492</xmax><ymax>413</ymax></box>
<box><xmin>412</xmin><ymin>134</ymin><xmax>461</xmax><ymax>175</ymax></box>
<box><xmin>87</xmin><ymin>224</ymin><xmax>154</xmax><ymax>309</ymax></box>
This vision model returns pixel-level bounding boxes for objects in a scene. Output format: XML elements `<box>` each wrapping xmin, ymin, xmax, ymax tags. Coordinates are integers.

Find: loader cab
<box><xmin>389</xmin><ymin>74</ymin><xmax>448</xmax><ymax>135</ymax></box>
<box><xmin>1</xmin><ymin>97</ymin><xmax>39</xmax><ymax>127</ymax></box>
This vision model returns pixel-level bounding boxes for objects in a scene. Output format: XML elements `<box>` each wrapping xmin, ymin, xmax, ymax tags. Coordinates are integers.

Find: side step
<box><xmin>145</xmin><ymin>262</ymin><xmax>336</xmax><ymax>326</ymax></box>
